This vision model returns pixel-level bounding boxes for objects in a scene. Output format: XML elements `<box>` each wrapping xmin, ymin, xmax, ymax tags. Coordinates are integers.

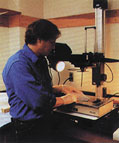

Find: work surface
<box><xmin>0</xmin><ymin>111</ymin><xmax>119</xmax><ymax>143</ymax></box>
<box><xmin>54</xmin><ymin>106</ymin><xmax>119</xmax><ymax>143</ymax></box>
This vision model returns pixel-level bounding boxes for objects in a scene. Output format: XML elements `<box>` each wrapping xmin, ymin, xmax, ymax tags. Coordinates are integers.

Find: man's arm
<box><xmin>7</xmin><ymin>61</ymin><xmax>56</xmax><ymax>112</ymax></box>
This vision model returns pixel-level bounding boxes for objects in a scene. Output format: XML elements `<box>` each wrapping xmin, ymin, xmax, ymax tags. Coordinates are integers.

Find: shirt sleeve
<box><xmin>8</xmin><ymin>61</ymin><xmax>56</xmax><ymax>113</ymax></box>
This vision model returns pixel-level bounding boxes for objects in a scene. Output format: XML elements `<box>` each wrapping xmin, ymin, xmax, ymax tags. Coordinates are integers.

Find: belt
<box><xmin>11</xmin><ymin>117</ymin><xmax>50</xmax><ymax>136</ymax></box>
<box><xmin>11</xmin><ymin>117</ymin><xmax>50</xmax><ymax>128</ymax></box>
<box><xmin>11</xmin><ymin>118</ymin><xmax>41</xmax><ymax>124</ymax></box>
<box><xmin>11</xmin><ymin>114</ymin><xmax>53</xmax><ymax>126</ymax></box>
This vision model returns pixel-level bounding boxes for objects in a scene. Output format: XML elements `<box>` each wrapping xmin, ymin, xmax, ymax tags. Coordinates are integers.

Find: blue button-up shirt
<box><xmin>2</xmin><ymin>44</ymin><xmax>56</xmax><ymax>121</ymax></box>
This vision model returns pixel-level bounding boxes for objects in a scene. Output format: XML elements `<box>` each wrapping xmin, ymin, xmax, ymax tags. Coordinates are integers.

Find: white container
<box><xmin>113</xmin><ymin>128</ymin><xmax>119</xmax><ymax>141</ymax></box>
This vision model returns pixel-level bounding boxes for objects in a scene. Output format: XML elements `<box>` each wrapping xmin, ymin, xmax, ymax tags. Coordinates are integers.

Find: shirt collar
<box><xmin>23</xmin><ymin>44</ymin><xmax>39</xmax><ymax>64</ymax></box>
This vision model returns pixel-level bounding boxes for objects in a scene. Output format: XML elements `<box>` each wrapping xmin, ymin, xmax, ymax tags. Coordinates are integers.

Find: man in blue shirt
<box><xmin>2</xmin><ymin>19</ymin><xmax>88</xmax><ymax>142</ymax></box>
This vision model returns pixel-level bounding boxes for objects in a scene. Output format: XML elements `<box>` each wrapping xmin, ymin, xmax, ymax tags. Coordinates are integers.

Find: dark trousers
<box><xmin>11</xmin><ymin>115</ymin><xmax>63</xmax><ymax>142</ymax></box>
<box><xmin>0</xmin><ymin>114</ymin><xmax>81</xmax><ymax>143</ymax></box>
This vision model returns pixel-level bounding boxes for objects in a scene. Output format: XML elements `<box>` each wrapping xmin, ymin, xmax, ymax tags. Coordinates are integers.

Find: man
<box><xmin>2</xmin><ymin>19</ymin><xmax>88</xmax><ymax>142</ymax></box>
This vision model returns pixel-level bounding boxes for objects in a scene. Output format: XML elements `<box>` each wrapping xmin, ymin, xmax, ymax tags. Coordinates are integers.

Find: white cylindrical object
<box><xmin>95</xmin><ymin>8</ymin><xmax>105</xmax><ymax>54</ymax></box>
<box><xmin>113</xmin><ymin>128</ymin><xmax>119</xmax><ymax>141</ymax></box>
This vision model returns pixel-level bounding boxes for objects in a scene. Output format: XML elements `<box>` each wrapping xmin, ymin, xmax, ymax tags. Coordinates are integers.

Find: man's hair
<box><xmin>25</xmin><ymin>19</ymin><xmax>61</xmax><ymax>45</ymax></box>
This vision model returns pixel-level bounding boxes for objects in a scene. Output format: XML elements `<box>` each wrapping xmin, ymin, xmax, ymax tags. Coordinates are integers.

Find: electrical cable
<box><xmin>57</xmin><ymin>72</ymin><xmax>60</xmax><ymax>85</ymax></box>
<box><xmin>113</xmin><ymin>92</ymin><xmax>119</xmax><ymax>97</ymax></box>
<box><xmin>47</xmin><ymin>56</ymin><xmax>53</xmax><ymax>85</ymax></box>
<box><xmin>48</xmin><ymin>65</ymin><xmax>60</xmax><ymax>85</ymax></box>
<box><xmin>48</xmin><ymin>66</ymin><xmax>53</xmax><ymax>79</ymax></box>
<box><xmin>105</xmin><ymin>63</ymin><xmax>113</xmax><ymax>83</ymax></box>
<box><xmin>81</xmin><ymin>72</ymin><xmax>83</xmax><ymax>87</ymax></box>
<box><xmin>63</xmin><ymin>78</ymin><xmax>70</xmax><ymax>85</ymax></box>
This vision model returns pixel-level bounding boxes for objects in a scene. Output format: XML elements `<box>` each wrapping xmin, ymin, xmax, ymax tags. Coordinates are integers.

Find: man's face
<box><xmin>39</xmin><ymin>39</ymin><xmax>56</xmax><ymax>56</ymax></box>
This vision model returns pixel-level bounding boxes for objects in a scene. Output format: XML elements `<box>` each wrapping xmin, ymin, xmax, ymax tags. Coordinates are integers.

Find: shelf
<box><xmin>0</xmin><ymin>8</ymin><xmax>119</xmax><ymax>28</ymax></box>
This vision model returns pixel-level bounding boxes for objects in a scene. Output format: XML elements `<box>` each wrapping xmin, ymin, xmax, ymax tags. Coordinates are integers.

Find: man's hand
<box><xmin>61</xmin><ymin>92</ymin><xmax>89</xmax><ymax>105</ymax></box>
<box><xmin>53</xmin><ymin>84</ymin><xmax>82</xmax><ymax>94</ymax></box>
<box><xmin>53</xmin><ymin>84</ymin><xmax>89</xmax><ymax>105</ymax></box>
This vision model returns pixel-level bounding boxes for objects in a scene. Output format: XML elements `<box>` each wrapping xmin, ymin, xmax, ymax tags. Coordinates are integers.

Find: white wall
<box><xmin>0</xmin><ymin>27</ymin><xmax>9</xmax><ymax>90</ymax></box>
<box><xmin>44</xmin><ymin>0</ymin><xmax>119</xmax><ymax>19</ymax></box>
<box><xmin>0</xmin><ymin>0</ymin><xmax>43</xmax><ymax>91</ymax></box>
<box><xmin>44</xmin><ymin>0</ymin><xmax>94</xmax><ymax>18</ymax></box>
<box><xmin>19</xmin><ymin>0</ymin><xmax>43</xmax><ymax>18</ymax></box>
<box><xmin>0</xmin><ymin>0</ymin><xmax>43</xmax><ymax>18</ymax></box>
<box><xmin>0</xmin><ymin>0</ymin><xmax>19</xmax><ymax>11</ymax></box>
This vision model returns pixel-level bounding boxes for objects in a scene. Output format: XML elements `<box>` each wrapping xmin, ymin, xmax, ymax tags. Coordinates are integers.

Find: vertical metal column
<box><xmin>93</xmin><ymin>0</ymin><xmax>107</xmax><ymax>99</ymax></box>
<box><xmin>95</xmin><ymin>8</ymin><xmax>105</xmax><ymax>54</ymax></box>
